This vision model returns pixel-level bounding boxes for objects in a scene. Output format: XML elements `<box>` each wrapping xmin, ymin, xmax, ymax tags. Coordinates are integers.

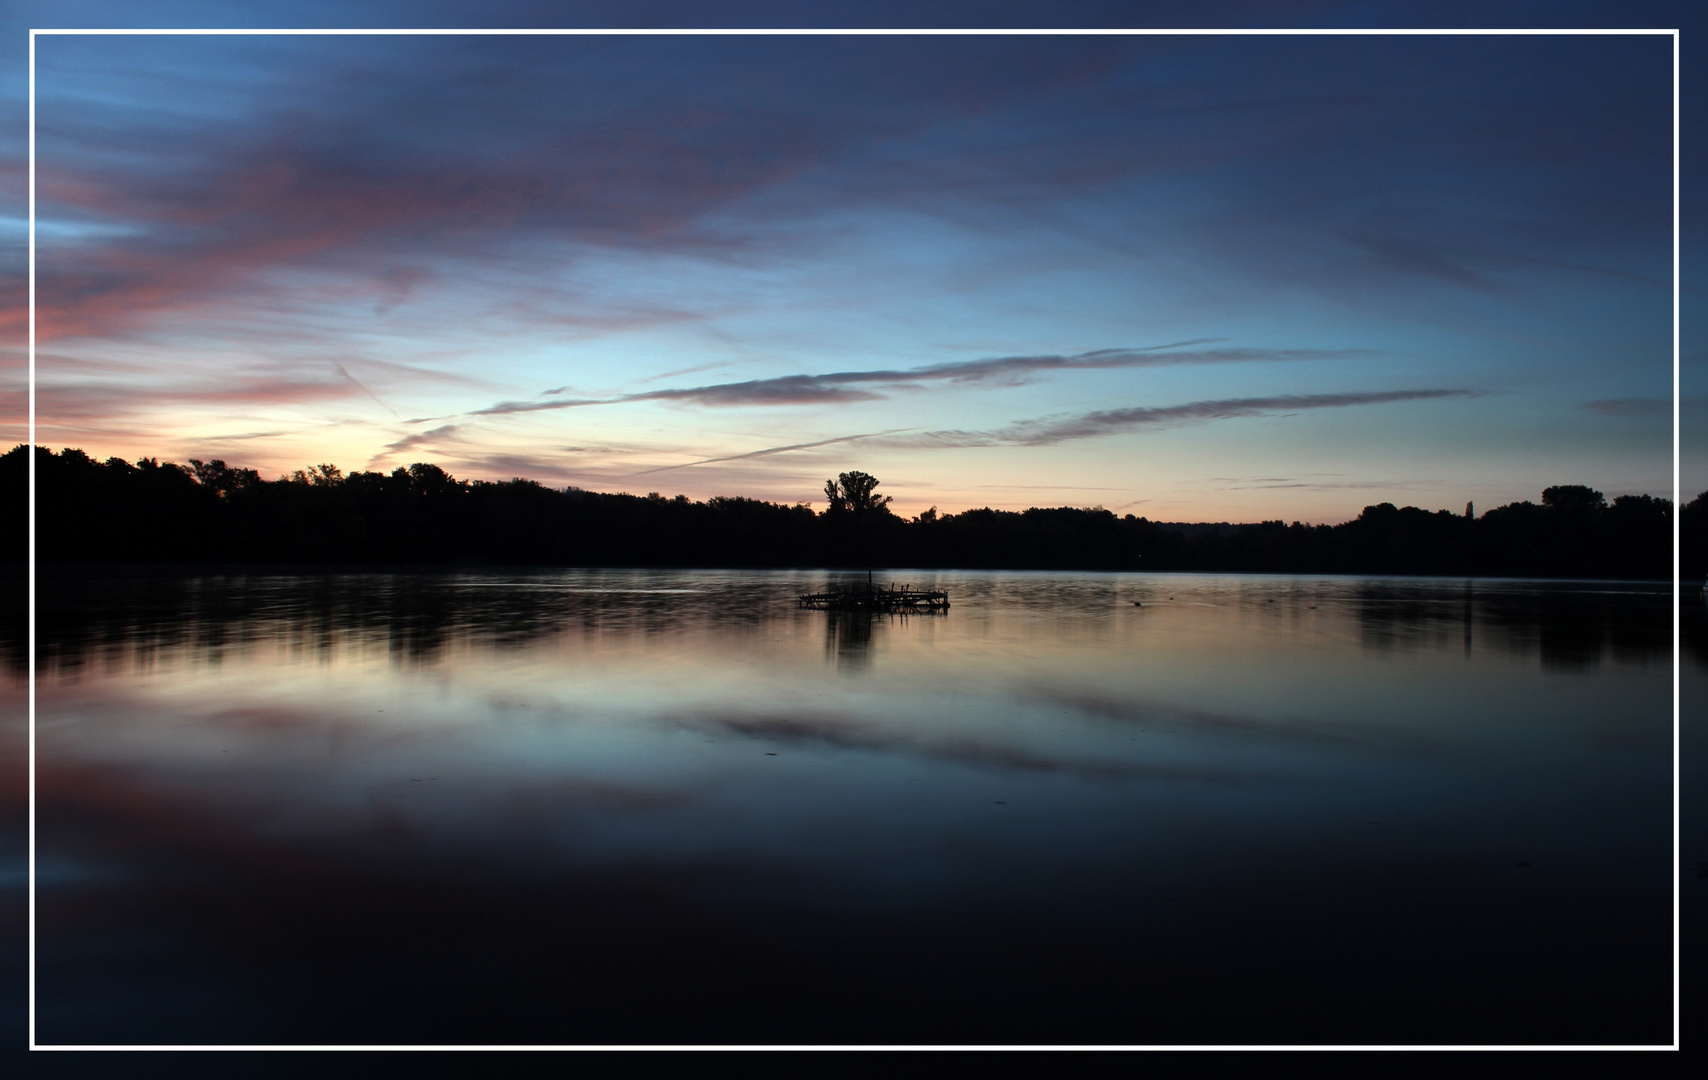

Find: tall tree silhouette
<box><xmin>825</xmin><ymin>471</ymin><xmax>891</xmax><ymax>514</ymax></box>
<box><xmin>823</xmin><ymin>478</ymin><xmax>847</xmax><ymax>514</ymax></box>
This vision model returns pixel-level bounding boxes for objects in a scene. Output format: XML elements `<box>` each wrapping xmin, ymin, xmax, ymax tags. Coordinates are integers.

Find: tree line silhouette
<box><xmin>1</xmin><ymin>446</ymin><xmax>1683</xmax><ymax>579</ymax></box>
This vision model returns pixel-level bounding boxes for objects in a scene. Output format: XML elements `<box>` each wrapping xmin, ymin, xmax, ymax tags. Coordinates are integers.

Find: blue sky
<box><xmin>0</xmin><ymin>3</ymin><xmax>1694</xmax><ymax>521</ymax></box>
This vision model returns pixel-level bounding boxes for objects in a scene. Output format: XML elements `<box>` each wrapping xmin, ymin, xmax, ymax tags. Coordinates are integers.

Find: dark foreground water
<box><xmin>8</xmin><ymin>569</ymin><xmax>1682</xmax><ymax>1045</ymax></box>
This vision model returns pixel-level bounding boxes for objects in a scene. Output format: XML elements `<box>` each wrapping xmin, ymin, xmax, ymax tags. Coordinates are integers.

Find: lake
<box><xmin>11</xmin><ymin>568</ymin><xmax>1681</xmax><ymax>1045</ymax></box>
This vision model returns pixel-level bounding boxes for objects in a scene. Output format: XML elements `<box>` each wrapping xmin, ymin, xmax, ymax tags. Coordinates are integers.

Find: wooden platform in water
<box><xmin>798</xmin><ymin>580</ymin><xmax>950</xmax><ymax>611</ymax></box>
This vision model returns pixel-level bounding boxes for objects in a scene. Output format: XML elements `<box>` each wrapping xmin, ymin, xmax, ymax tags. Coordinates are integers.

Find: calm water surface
<box><xmin>15</xmin><ymin>569</ymin><xmax>1678</xmax><ymax>1044</ymax></box>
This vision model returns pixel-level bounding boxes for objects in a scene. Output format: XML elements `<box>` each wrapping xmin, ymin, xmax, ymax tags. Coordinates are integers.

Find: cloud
<box><xmin>631</xmin><ymin>376</ymin><xmax>889</xmax><ymax>407</ymax></box>
<box><xmin>192</xmin><ymin>429</ymin><xmax>299</xmax><ymax>443</ymax></box>
<box><xmin>1583</xmin><ymin>398</ymin><xmax>1669</xmax><ymax>418</ymax></box>
<box><xmin>463</xmin><ymin>397</ymin><xmax>605</xmax><ymax>419</ymax></box>
<box><xmin>904</xmin><ymin>389</ymin><xmax>1477</xmax><ymax>448</ymax></box>
<box><xmin>35</xmin><ymin>34</ymin><xmax>1100</xmax><ymax>344</ymax></box>
<box><xmin>1338</xmin><ymin>228</ymin><xmax>1508</xmax><ymax>295</ymax></box>
<box><xmin>333</xmin><ymin>362</ymin><xmax>400</xmax><ymax>420</ymax></box>
<box><xmin>14</xmin><ymin>34</ymin><xmax>1667</xmax><ymax>466</ymax></box>
<box><xmin>381</xmin><ymin>424</ymin><xmax>460</xmax><ymax>457</ymax></box>
<box><xmin>29</xmin><ymin>372</ymin><xmax>366</xmax><ymax>425</ymax></box>
<box><xmin>22</xmin><ymin>35</ymin><xmax>1670</xmax><ymax>356</ymax></box>
<box><xmin>632</xmin><ymin>361</ymin><xmax>739</xmax><ymax>384</ymax></box>
<box><xmin>1202</xmin><ymin>475</ymin><xmax>1437</xmax><ymax>492</ymax></box>
<box><xmin>463</xmin><ymin>341</ymin><xmax>1366</xmax><ymax>417</ymax></box>
<box><xmin>443</xmin><ymin>452</ymin><xmax>585</xmax><ymax>483</ymax></box>
<box><xmin>627</xmin><ymin>429</ymin><xmax>911</xmax><ymax>476</ymax></box>
<box><xmin>629</xmin><ymin>342</ymin><xmax>1368</xmax><ymax>406</ymax></box>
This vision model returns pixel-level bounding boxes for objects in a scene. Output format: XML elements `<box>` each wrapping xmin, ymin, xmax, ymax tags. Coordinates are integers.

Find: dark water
<box><xmin>8</xmin><ymin>569</ymin><xmax>1681</xmax><ymax>1045</ymax></box>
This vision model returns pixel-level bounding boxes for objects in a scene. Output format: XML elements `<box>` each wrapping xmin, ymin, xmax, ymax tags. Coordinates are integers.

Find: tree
<box><xmin>1681</xmin><ymin>492</ymin><xmax>1708</xmax><ymax>581</ymax></box>
<box><xmin>407</xmin><ymin>462</ymin><xmax>462</xmax><ymax>496</ymax></box>
<box><xmin>1541</xmin><ymin>485</ymin><xmax>1606</xmax><ymax>512</ymax></box>
<box><xmin>189</xmin><ymin>458</ymin><xmax>261</xmax><ymax>498</ymax></box>
<box><xmin>825</xmin><ymin>470</ymin><xmax>891</xmax><ymax>514</ymax></box>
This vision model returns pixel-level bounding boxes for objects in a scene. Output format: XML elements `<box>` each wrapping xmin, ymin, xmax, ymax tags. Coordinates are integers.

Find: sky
<box><xmin>0</xmin><ymin>2</ymin><xmax>1694</xmax><ymax>522</ymax></box>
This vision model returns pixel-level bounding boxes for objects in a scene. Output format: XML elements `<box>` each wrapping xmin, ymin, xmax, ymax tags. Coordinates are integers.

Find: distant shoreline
<box><xmin>5</xmin><ymin>446</ymin><xmax>1686</xmax><ymax>581</ymax></box>
<box><xmin>6</xmin><ymin>563</ymin><xmax>1681</xmax><ymax>585</ymax></box>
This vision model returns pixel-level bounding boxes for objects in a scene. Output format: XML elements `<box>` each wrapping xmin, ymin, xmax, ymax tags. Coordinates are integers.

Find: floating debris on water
<box><xmin>799</xmin><ymin>572</ymin><xmax>949</xmax><ymax>611</ymax></box>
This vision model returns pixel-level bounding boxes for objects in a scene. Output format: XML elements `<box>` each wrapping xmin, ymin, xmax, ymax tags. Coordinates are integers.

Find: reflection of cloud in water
<box><xmin>34</xmin><ymin>758</ymin><xmax>830</xmax><ymax>1044</ymax></box>
<box><xmin>452</xmin><ymin>585</ymin><xmax>706</xmax><ymax>593</ymax></box>
<box><xmin>19</xmin><ymin>569</ymin><xmax>1674</xmax><ymax>1044</ymax></box>
<box><xmin>1025</xmin><ymin>688</ymin><xmax>1442</xmax><ymax>758</ymax></box>
<box><xmin>666</xmin><ymin>709</ymin><xmax>1264</xmax><ymax>783</ymax></box>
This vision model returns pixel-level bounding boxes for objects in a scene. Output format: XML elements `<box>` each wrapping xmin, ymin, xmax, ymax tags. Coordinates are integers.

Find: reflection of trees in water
<box><xmin>824</xmin><ymin>610</ymin><xmax>877</xmax><ymax>670</ymax></box>
<box><xmin>7</xmin><ymin>569</ymin><xmax>1685</xmax><ymax>679</ymax></box>
<box><xmin>1353</xmin><ymin>582</ymin><xmax>1670</xmax><ymax>671</ymax></box>
<box><xmin>14</xmin><ymin>569</ymin><xmax>793</xmax><ymax>676</ymax></box>
<box><xmin>1684</xmin><ymin>594</ymin><xmax>1708</xmax><ymax>671</ymax></box>
<box><xmin>818</xmin><ymin>607</ymin><xmax>946</xmax><ymax>672</ymax></box>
